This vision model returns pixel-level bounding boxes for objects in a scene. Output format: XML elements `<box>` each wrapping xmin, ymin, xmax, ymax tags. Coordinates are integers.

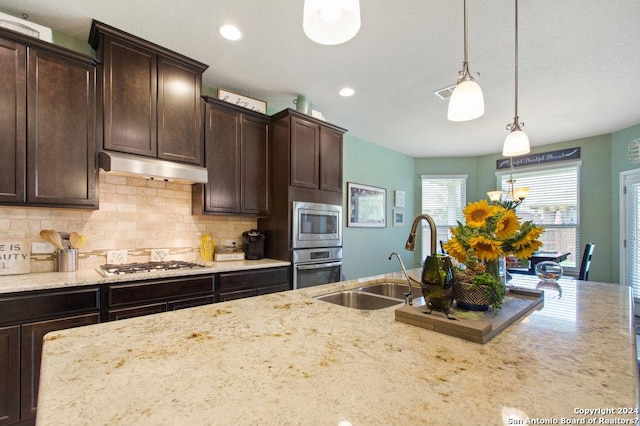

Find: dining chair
<box><xmin>578</xmin><ymin>242</ymin><xmax>595</xmax><ymax>280</ymax></box>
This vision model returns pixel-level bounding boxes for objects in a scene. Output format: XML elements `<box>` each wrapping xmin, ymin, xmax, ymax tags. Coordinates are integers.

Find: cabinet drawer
<box><xmin>108</xmin><ymin>303</ymin><xmax>166</xmax><ymax>321</ymax></box>
<box><xmin>0</xmin><ymin>288</ymin><xmax>100</xmax><ymax>325</ymax></box>
<box><xmin>218</xmin><ymin>288</ymin><xmax>257</xmax><ymax>302</ymax></box>
<box><xmin>108</xmin><ymin>276</ymin><xmax>214</xmax><ymax>307</ymax></box>
<box><xmin>256</xmin><ymin>283</ymin><xmax>291</xmax><ymax>296</ymax></box>
<box><xmin>217</xmin><ymin>267</ymin><xmax>289</xmax><ymax>292</ymax></box>
<box><xmin>168</xmin><ymin>295</ymin><xmax>214</xmax><ymax>311</ymax></box>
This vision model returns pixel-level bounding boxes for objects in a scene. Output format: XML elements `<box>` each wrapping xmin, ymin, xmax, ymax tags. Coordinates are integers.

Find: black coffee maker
<box><xmin>242</xmin><ymin>229</ymin><xmax>265</xmax><ymax>260</ymax></box>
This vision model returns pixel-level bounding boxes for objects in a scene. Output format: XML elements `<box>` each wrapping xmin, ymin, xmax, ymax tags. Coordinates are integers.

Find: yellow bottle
<box><xmin>200</xmin><ymin>234</ymin><xmax>213</xmax><ymax>262</ymax></box>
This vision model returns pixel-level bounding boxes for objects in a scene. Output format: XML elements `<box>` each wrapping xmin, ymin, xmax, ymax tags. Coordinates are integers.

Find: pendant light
<box><xmin>447</xmin><ymin>0</ymin><xmax>484</xmax><ymax>122</ymax></box>
<box><xmin>502</xmin><ymin>0</ymin><xmax>530</xmax><ymax>157</ymax></box>
<box><xmin>303</xmin><ymin>0</ymin><xmax>361</xmax><ymax>45</ymax></box>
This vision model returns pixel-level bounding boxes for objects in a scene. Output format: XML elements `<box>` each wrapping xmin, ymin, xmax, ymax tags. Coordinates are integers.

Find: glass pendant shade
<box><xmin>447</xmin><ymin>79</ymin><xmax>485</xmax><ymax>122</ymax></box>
<box><xmin>512</xmin><ymin>186</ymin><xmax>529</xmax><ymax>201</ymax></box>
<box><xmin>487</xmin><ymin>190</ymin><xmax>503</xmax><ymax>202</ymax></box>
<box><xmin>502</xmin><ymin>128</ymin><xmax>530</xmax><ymax>156</ymax></box>
<box><xmin>303</xmin><ymin>0</ymin><xmax>361</xmax><ymax>45</ymax></box>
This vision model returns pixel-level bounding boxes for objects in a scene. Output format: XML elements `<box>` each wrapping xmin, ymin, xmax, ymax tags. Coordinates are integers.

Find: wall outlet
<box><xmin>150</xmin><ymin>248</ymin><xmax>170</xmax><ymax>262</ymax></box>
<box><xmin>31</xmin><ymin>242</ymin><xmax>55</xmax><ymax>254</ymax></box>
<box><xmin>225</xmin><ymin>240</ymin><xmax>237</xmax><ymax>247</ymax></box>
<box><xmin>106</xmin><ymin>249</ymin><xmax>128</xmax><ymax>264</ymax></box>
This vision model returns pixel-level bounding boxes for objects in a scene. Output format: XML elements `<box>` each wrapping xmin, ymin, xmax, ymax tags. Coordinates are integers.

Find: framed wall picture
<box><xmin>394</xmin><ymin>190</ymin><xmax>405</xmax><ymax>207</ymax></box>
<box><xmin>392</xmin><ymin>210</ymin><xmax>404</xmax><ymax>226</ymax></box>
<box><xmin>347</xmin><ymin>182</ymin><xmax>386</xmax><ymax>227</ymax></box>
<box><xmin>217</xmin><ymin>88</ymin><xmax>267</xmax><ymax>113</ymax></box>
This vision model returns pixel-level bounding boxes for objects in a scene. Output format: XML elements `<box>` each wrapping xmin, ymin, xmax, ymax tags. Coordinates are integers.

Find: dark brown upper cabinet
<box><xmin>192</xmin><ymin>98</ymin><xmax>269</xmax><ymax>216</ymax></box>
<box><xmin>0</xmin><ymin>28</ymin><xmax>98</xmax><ymax>208</ymax></box>
<box><xmin>271</xmin><ymin>109</ymin><xmax>345</xmax><ymax>194</ymax></box>
<box><xmin>89</xmin><ymin>20</ymin><xmax>208</xmax><ymax>165</ymax></box>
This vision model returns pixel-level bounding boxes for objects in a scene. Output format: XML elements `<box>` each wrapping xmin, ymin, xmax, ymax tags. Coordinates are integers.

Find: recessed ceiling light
<box><xmin>339</xmin><ymin>87</ymin><xmax>355</xmax><ymax>97</ymax></box>
<box><xmin>219</xmin><ymin>24</ymin><xmax>242</xmax><ymax>41</ymax></box>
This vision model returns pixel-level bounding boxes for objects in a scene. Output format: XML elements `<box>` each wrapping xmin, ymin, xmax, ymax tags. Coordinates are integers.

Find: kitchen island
<box><xmin>36</xmin><ymin>271</ymin><xmax>638</xmax><ymax>425</ymax></box>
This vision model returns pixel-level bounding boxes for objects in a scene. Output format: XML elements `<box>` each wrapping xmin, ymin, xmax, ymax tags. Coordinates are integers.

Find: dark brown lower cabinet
<box><xmin>0</xmin><ymin>326</ymin><xmax>20</xmax><ymax>426</ymax></box>
<box><xmin>217</xmin><ymin>267</ymin><xmax>290</xmax><ymax>302</ymax></box>
<box><xmin>0</xmin><ymin>287</ymin><xmax>100</xmax><ymax>426</ymax></box>
<box><xmin>107</xmin><ymin>275</ymin><xmax>215</xmax><ymax>321</ymax></box>
<box><xmin>21</xmin><ymin>314</ymin><xmax>99</xmax><ymax>421</ymax></box>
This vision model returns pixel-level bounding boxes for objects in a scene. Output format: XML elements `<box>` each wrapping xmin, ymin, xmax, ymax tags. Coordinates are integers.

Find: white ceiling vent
<box><xmin>433</xmin><ymin>84</ymin><xmax>457</xmax><ymax>100</ymax></box>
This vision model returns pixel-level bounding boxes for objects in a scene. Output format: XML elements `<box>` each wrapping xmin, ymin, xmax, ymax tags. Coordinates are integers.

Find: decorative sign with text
<box><xmin>496</xmin><ymin>147</ymin><xmax>581</xmax><ymax>170</ymax></box>
<box><xmin>0</xmin><ymin>240</ymin><xmax>30</xmax><ymax>275</ymax></box>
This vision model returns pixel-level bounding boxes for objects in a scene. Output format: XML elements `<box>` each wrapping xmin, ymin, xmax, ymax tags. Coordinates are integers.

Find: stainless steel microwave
<box><xmin>292</xmin><ymin>201</ymin><xmax>342</xmax><ymax>249</ymax></box>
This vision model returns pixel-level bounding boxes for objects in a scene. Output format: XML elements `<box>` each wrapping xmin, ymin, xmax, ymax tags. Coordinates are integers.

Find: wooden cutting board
<box><xmin>395</xmin><ymin>288</ymin><xmax>544</xmax><ymax>344</ymax></box>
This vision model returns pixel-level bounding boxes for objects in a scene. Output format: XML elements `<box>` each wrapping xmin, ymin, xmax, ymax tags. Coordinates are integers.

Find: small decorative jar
<box><xmin>535</xmin><ymin>260</ymin><xmax>563</xmax><ymax>282</ymax></box>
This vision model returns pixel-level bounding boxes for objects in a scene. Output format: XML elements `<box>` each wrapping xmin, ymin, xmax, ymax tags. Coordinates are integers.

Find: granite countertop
<box><xmin>0</xmin><ymin>258</ymin><xmax>290</xmax><ymax>294</ymax></box>
<box><xmin>36</xmin><ymin>271</ymin><xmax>638</xmax><ymax>425</ymax></box>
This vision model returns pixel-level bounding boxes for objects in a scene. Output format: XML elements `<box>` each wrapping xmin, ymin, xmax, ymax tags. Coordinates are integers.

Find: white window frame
<box><xmin>620</xmin><ymin>168</ymin><xmax>640</xmax><ymax>297</ymax></box>
<box><xmin>420</xmin><ymin>175</ymin><xmax>467</xmax><ymax>262</ymax></box>
<box><xmin>496</xmin><ymin>161</ymin><xmax>581</xmax><ymax>273</ymax></box>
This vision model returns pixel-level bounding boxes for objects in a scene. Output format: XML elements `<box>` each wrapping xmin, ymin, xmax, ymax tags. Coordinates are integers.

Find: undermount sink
<box><xmin>315</xmin><ymin>290</ymin><xmax>404</xmax><ymax>310</ymax></box>
<box><xmin>358</xmin><ymin>282</ymin><xmax>422</xmax><ymax>299</ymax></box>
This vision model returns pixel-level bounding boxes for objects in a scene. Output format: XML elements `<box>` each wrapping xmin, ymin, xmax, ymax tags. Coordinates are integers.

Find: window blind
<box><xmin>420</xmin><ymin>175</ymin><xmax>467</xmax><ymax>260</ymax></box>
<box><xmin>498</xmin><ymin>162</ymin><xmax>581</xmax><ymax>270</ymax></box>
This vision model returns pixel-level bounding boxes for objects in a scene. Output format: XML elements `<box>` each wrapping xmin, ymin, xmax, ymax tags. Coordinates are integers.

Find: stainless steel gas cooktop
<box><xmin>97</xmin><ymin>260</ymin><xmax>204</xmax><ymax>276</ymax></box>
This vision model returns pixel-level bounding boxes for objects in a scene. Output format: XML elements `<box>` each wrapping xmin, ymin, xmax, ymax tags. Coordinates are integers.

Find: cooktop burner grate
<box><xmin>97</xmin><ymin>260</ymin><xmax>204</xmax><ymax>276</ymax></box>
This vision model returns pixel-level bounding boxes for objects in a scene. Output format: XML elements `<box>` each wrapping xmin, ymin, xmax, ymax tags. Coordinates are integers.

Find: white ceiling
<box><xmin>1</xmin><ymin>0</ymin><xmax>639</xmax><ymax>158</ymax></box>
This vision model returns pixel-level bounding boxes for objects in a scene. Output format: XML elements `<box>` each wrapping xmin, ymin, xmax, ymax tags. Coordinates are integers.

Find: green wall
<box><xmin>341</xmin><ymin>135</ymin><xmax>415</xmax><ymax>280</ymax></box>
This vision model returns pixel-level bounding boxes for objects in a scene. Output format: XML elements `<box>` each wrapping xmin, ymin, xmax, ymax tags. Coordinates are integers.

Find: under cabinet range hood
<box><xmin>98</xmin><ymin>151</ymin><xmax>208</xmax><ymax>184</ymax></box>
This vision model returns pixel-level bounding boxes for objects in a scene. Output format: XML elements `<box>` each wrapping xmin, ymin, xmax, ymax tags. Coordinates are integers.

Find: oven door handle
<box><xmin>296</xmin><ymin>261</ymin><xmax>342</xmax><ymax>271</ymax></box>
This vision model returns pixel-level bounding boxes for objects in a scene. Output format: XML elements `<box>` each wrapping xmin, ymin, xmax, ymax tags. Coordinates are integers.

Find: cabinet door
<box><xmin>102</xmin><ymin>35</ymin><xmax>157</xmax><ymax>157</ymax></box>
<box><xmin>26</xmin><ymin>48</ymin><xmax>97</xmax><ymax>207</ymax></box>
<box><xmin>203</xmin><ymin>102</ymin><xmax>241</xmax><ymax>213</ymax></box>
<box><xmin>241</xmin><ymin>114</ymin><xmax>269</xmax><ymax>215</ymax></box>
<box><xmin>21</xmin><ymin>313</ymin><xmax>99</xmax><ymax>421</ymax></box>
<box><xmin>0</xmin><ymin>325</ymin><xmax>20</xmax><ymax>426</ymax></box>
<box><xmin>157</xmin><ymin>56</ymin><xmax>202</xmax><ymax>165</ymax></box>
<box><xmin>319</xmin><ymin>126</ymin><xmax>343</xmax><ymax>193</ymax></box>
<box><xmin>290</xmin><ymin>116</ymin><xmax>320</xmax><ymax>189</ymax></box>
<box><xmin>0</xmin><ymin>38</ymin><xmax>26</xmax><ymax>204</ymax></box>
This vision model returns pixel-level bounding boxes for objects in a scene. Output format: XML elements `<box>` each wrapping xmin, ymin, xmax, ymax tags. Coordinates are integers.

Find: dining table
<box><xmin>508</xmin><ymin>251</ymin><xmax>571</xmax><ymax>275</ymax></box>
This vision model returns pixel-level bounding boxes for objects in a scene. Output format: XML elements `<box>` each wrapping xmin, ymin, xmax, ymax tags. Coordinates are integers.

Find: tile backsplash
<box><xmin>0</xmin><ymin>171</ymin><xmax>257</xmax><ymax>272</ymax></box>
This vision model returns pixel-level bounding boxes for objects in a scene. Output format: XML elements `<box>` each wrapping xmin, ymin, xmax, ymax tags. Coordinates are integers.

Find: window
<box><xmin>420</xmin><ymin>175</ymin><xmax>467</xmax><ymax>261</ymax></box>
<box><xmin>498</xmin><ymin>162</ymin><xmax>581</xmax><ymax>271</ymax></box>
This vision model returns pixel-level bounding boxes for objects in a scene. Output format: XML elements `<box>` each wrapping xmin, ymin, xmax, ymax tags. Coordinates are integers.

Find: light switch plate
<box><xmin>107</xmin><ymin>249</ymin><xmax>128</xmax><ymax>264</ymax></box>
<box><xmin>32</xmin><ymin>242</ymin><xmax>55</xmax><ymax>254</ymax></box>
<box><xmin>150</xmin><ymin>248</ymin><xmax>170</xmax><ymax>262</ymax></box>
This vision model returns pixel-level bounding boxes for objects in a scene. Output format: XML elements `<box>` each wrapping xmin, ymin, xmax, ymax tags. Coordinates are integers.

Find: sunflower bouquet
<box><xmin>443</xmin><ymin>199</ymin><xmax>544</xmax><ymax>310</ymax></box>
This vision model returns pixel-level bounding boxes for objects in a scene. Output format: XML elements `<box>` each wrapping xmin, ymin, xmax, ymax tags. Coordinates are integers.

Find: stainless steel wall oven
<box><xmin>292</xmin><ymin>247</ymin><xmax>342</xmax><ymax>289</ymax></box>
<box><xmin>291</xmin><ymin>201</ymin><xmax>343</xmax><ymax>289</ymax></box>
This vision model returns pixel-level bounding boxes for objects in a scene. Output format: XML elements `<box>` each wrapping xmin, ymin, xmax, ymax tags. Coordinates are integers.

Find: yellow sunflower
<box><xmin>495</xmin><ymin>208</ymin><xmax>520</xmax><ymax>239</ymax></box>
<box><xmin>513</xmin><ymin>226</ymin><xmax>544</xmax><ymax>250</ymax></box>
<box><xmin>463</xmin><ymin>200</ymin><xmax>495</xmax><ymax>228</ymax></box>
<box><xmin>443</xmin><ymin>238</ymin><xmax>467</xmax><ymax>264</ymax></box>
<box><xmin>469</xmin><ymin>235</ymin><xmax>502</xmax><ymax>261</ymax></box>
<box><xmin>514</xmin><ymin>240</ymin><xmax>543</xmax><ymax>259</ymax></box>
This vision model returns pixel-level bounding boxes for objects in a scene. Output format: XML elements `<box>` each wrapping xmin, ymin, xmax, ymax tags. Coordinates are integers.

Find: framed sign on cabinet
<box><xmin>347</xmin><ymin>182</ymin><xmax>386</xmax><ymax>227</ymax></box>
<box><xmin>217</xmin><ymin>88</ymin><xmax>267</xmax><ymax>113</ymax></box>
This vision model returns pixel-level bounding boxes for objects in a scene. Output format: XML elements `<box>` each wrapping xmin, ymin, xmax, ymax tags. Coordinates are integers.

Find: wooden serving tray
<box><xmin>394</xmin><ymin>288</ymin><xmax>544</xmax><ymax>344</ymax></box>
